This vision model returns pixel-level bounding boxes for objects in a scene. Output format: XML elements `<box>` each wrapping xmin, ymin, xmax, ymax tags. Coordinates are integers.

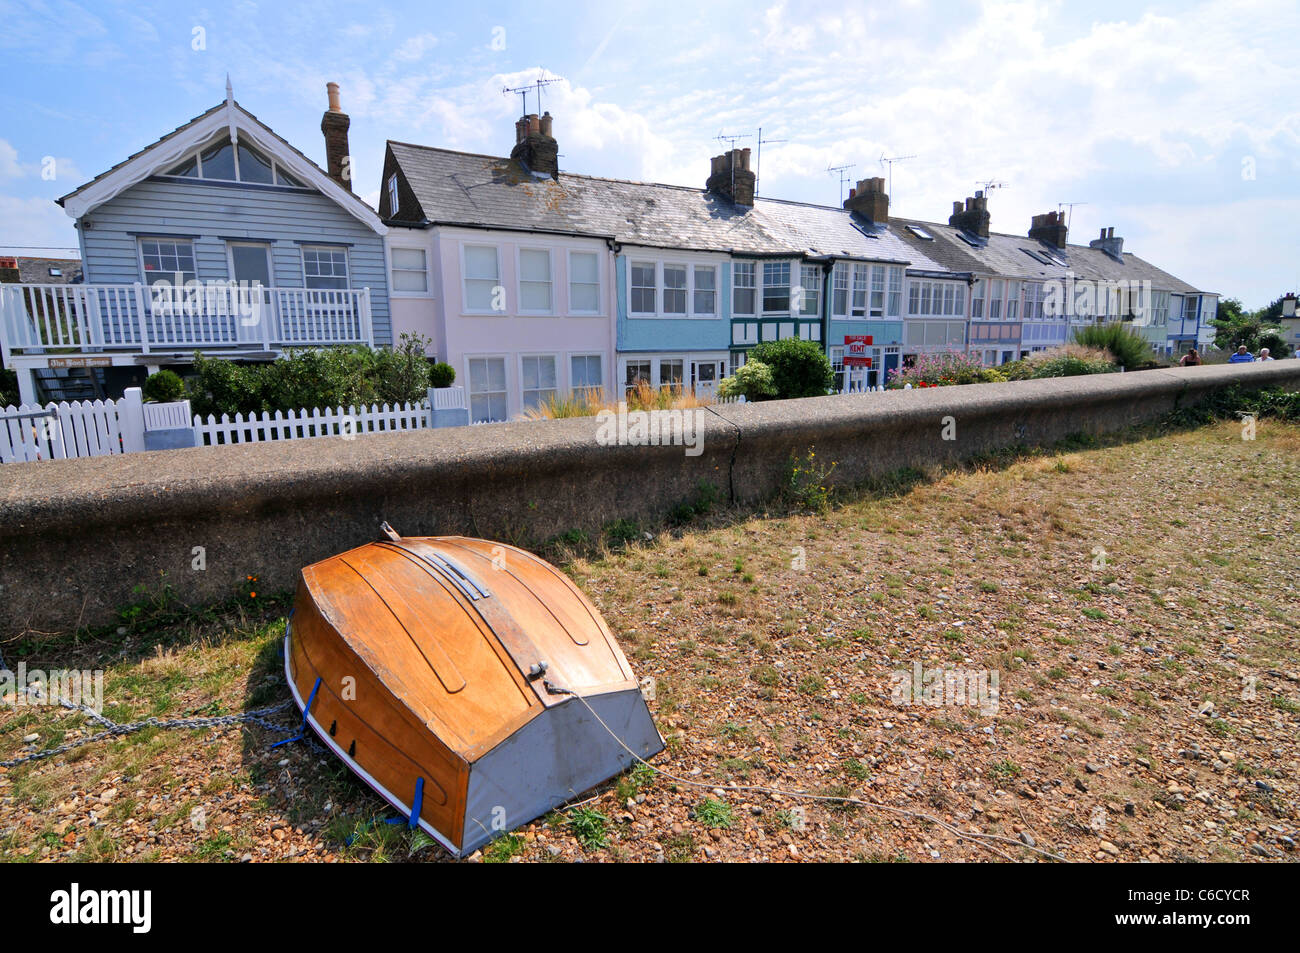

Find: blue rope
<box><xmin>387</xmin><ymin>777</ymin><xmax>425</xmax><ymax>828</ymax></box>
<box><xmin>272</xmin><ymin>675</ymin><xmax>321</xmax><ymax>749</ymax></box>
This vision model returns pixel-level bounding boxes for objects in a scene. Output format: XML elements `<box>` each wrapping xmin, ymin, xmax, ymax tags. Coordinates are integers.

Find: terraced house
<box><xmin>5</xmin><ymin>83</ymin><xmax>1215</xmax><ymax>412</ymax></box>
<box><xmin>0</xmin><ymin>82</ymin><xmax>392</xmax><ymax>405</ymax></box>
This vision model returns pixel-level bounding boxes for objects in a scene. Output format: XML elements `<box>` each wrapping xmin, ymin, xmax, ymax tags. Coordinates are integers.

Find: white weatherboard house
<box><xmin>0</xmin><ymin>81</ymin><xmax>390</xmax><ymax>404</ymax></box>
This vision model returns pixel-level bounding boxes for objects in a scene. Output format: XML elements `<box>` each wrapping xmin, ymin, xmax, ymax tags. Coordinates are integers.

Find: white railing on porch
<box><xmin>0</xmin><ymin>282</ymin><xmax>373</xmax><ymax>358</ymax></box>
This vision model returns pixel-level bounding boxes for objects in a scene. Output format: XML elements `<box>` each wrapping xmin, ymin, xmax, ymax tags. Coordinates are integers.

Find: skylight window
<box><xmin>956</xmin><ymin>231</ymin><xmax>984</xmax><ymax>248</ymax></box>
<box><xmin>906</xmin><ymin>225</ymin><xmax>934</xmax><ymax>240</ymax></box>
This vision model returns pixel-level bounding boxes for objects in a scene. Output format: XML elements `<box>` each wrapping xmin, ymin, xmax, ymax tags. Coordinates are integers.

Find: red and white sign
<box><xmin>844</xmin><ymin>334</ymin><xmax>873</xmax><ymax>368</ymax></box>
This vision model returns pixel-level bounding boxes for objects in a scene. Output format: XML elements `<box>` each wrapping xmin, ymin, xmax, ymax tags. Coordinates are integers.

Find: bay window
<box><xmin>733</xmin><ymin>262</ymin><xmax>756</xmax><ymax>315</ymax></box>
<box><xmin>663</xmin><ymin>264</ymin><xmax>688</xmax><ymax>315</ymax></box>
<box><xmin>763</xmin><ymin>261</ymin><xmax>791</xmax><ymax>313</ymax></box>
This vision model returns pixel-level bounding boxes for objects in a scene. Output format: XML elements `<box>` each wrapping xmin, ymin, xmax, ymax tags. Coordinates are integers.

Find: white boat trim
<box><xmin>281</xmin><ymin>630</ymin><xmax>463</xmax><ymax>858</ymax></box>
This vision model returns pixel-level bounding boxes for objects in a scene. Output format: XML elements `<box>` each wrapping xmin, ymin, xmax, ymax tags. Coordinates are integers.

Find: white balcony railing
<box><xmin>0</xmin><ymin>282</ymin><xmax>374</xmax><ymax>361</ymax></box>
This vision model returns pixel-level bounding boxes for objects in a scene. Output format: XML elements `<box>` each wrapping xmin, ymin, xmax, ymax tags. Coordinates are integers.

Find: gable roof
<box><xmin>58</xmin><ymin>99</ymin><xmax>386</xmax><ymax>235</ymax></box>
<box><xmin>386</xmin><ymin>141</ymin><xmax>943</xmax><ymax>266</ymax></box>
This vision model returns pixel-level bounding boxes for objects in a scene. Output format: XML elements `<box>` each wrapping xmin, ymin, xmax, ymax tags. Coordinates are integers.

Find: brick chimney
<box><xmin>705</xmin><ymin>148</ymin><xmax>755</xmax><ymax>207</ymax></box>
<box><xmin>510</xmin><ymin>111</ymin><xmax>559</xmax><ymax>178</ymax></box>
<box><xmin>321</xmin><ymin>81</ymin><xmax>352</xmax><ymax>191</ymax></box>
<box><xmin>1028</xmin><ymin>211</ymin><xmax>1068</xmax><ymax>249</ymax></box>
<box><xmin>844</xmin><ymin>176</ymin><xmax>888</xmax><ymax>225</ymax></box>
<box><xmin>1089</xmin><ymin>226</ymin><xmax>1124</xmax><ymax>262</ymax></box>
<box><xmin>949</xmin><ymin>191</ymin><xmax>990</xmax><ymax>238</ymax></box>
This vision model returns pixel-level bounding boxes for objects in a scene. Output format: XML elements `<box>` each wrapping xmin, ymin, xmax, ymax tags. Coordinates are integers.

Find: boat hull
<box><xmin>283</xmin><ymin>535</ymin><xmax>663</xmax><ymax>857</ymax></box>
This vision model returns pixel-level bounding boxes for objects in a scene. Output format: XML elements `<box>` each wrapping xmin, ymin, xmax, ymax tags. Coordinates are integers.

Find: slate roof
<box><xmin>387</xmin><ymin>141</ymin><xmax>947</xmax><ymax>267</ymax></box>
<box><xmin>890</xmin><ymin>217</ymin><xmax>1203</xmax><ymax>294</ymax></box>
<box><xmin>15</xmin><ymin>257</ymin><xmax>82</xmax><ymax>284</ymax></box>
<box><xmin>387</xmin><ymin>141</ymin><xmax>1206</xmax><ymax>294</ymax></box>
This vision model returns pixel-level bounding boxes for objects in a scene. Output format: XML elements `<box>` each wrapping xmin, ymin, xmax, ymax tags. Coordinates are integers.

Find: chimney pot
<box><xmin>949</xmin><ymin>192</ymin><xmax>991</xmax><ymax>238</ymax></box>
<box><xmin>843</xmin><ymin>170</ymin><xmax>888</xmax><ymax>224</ymax></box>
<box><xmin>510</xmin><ymin>111</ymin><xmax>559</xmax><ymax>177</ymax></box>
<box><xmin>321</xmin><ymin>82</ymin><xmax>352</xmax><ymax>192</ymax></box>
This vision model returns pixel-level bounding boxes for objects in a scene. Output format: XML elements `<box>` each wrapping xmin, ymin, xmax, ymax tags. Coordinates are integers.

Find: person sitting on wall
<box><xmin>1179</xmin><ymin>348</ymin><xmax>1202</xmax><ymax>366</ymax></box>
<box><xmin>1228</xmin><ymin>345</ymin><xmax>1255</xmax><ymax>363</ymax></box>
<box><xmin>1256</xmin><ymin>348</ymin><xmax>1274</xmax><ymax>362</ymax></box>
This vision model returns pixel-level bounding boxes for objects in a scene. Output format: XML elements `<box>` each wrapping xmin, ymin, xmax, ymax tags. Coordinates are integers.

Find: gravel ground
<box><xmin>2</xmin><ymin>418</ymin><xmax>1297</xmax><ymax>863</ymax></box>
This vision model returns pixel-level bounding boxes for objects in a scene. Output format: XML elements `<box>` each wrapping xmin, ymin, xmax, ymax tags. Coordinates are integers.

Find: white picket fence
<box><xmin>193</xmin><ymin>402</ymin><xmax>429</xmax><ymax>446</ymax></box>
<box><xmin>0</xmin><ymin>394</ymin><xmax>142</xmax><ymax>463</ymax></box>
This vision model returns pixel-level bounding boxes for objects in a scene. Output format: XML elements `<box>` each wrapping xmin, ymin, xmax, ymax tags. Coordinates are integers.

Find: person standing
<box><xmin>1179</xmin><ymin>347</ymin><xmax>1202</xmax><ymax>366</ymax></box>
<box><xmin>1257</xmin><ymin>348</ymin><xmax>1274</xmax><ymax>361</ymax></box>
<box><xmin>1228</xmin><ymin>345</ymin><xmax>1255</xmax><ymax>364</ymax></box>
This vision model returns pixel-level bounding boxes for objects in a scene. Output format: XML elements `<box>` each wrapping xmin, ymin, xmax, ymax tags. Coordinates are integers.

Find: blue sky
<box><xmin>1</xmin><ymin>0</ymin><xmax>1297</xmax><ymax>308</ymax></box>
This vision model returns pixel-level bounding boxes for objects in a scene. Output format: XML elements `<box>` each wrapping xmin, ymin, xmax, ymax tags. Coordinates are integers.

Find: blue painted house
<box><xmin>1</xmin><ymin>81</ymin><xmax>389</xmax><ymax>403</ymax></box>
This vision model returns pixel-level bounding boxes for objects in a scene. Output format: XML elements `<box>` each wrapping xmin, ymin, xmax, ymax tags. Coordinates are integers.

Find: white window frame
<box><xmin>661</xmin><ymin>262</ymin><xmax>689</xmax><ymax>316</ymax></box>
<box><xmin>693</xmin><ymin>264</ymin><xmax>718</xmax><ymax>317</ymax></box>
<box><xmin>799</xmin><ymin>264</ymin><xmax>820</xmax><ymax>317</ymax></box>
<box><xmin>466</xmin><ymin>354</ymin><xmax>509</xmax><ymax>423</ymax></box>
<box><xmin>628</xmin><ymin>254</ymin><xmax>725</xmax><ymax>319</ymax></box>
<box><xmin>387</xmin><ymin>174</ymin><xmax>400</xmax><ymax>215</ymax></box>
<box><xmin>831</xmin><ymin>263</ymin><xmax>849</xmax><ymax>319</ymax></box>
<box><xmin>137</xmin><ymin>237</ymin><xmax>197</xmax><ymax>287</ymax></box>
<box><xmin>389</xmin><ymin>246</ymin><xmax>430</xmax><ymax>296</ymax></box>
<box><xmin>629</xmin><ymin>259</ymin><xmax>658</xmax><ymax>317</ymax></box>
<box><xmin>516</xmin><ymin>247</ymin><xmax>554</xmax><ymax>316</ymax></box>
<box><xmin>887</xmin><ymin>266</ymin><xmax>903</xmax><ymax>317</ymax></box>
<box><xmin>461</xmin><ymin>243</ymin><xmax>503</xmax><ymax>315</ymax></box>
<box><xmin>567</xmin><ymin>250</ymin><xmax>602</xmax><ymax>316</ymax></box>
<box><xmin>301</xmin><ymin>244</ymin><xmax>350</xmax><ymax>290</ymax></box>
<box><xmin>567</xmin><ymin>351</ymin><xmax>604</xmax><ymax>395</ymax></box>
<box><xmin>733</xmin><ymin>261</ymin><xmax>757</xmax><ymax>317</ymax></box>
<box><xmin>762</xmin><ymin>260</ymin><xmax>793</xmax><ymax>315</ymax></box>
<box><xmin>518</xmin><ymin>352</ymin><xmax>560</xmax><ymax>410</ymax></box>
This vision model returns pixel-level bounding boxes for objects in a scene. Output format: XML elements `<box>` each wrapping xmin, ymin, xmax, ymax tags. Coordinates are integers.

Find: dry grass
<box><xmin>521</xmin><ymin>380</ymin><xmax>715</xmax><ymax>420</ymax></box>
<box><xmin>3</xmin><ymin>418</ymin><xmax>1298</xmax><ymax>862</ymax></box>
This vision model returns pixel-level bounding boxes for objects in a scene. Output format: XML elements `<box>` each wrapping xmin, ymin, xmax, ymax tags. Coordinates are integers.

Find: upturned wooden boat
<box><xmin>283</xmin><ymin>526</ymin><xmax>663</xmax><ymax>857</ymax></box>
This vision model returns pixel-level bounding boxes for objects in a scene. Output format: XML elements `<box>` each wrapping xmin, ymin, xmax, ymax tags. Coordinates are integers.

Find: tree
<box><xmin>1212</xmin><ymin>298</ymin><xmax>1290</xmax><ymax>357</ymax></box>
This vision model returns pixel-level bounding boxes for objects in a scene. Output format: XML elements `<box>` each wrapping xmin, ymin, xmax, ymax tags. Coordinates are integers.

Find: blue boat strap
<box><xmin>272</xmin><ymin>676</ymin><xmax>321</xmax><ymax>749</ymax></box>
<box><xmin>387</xmin><ymin>777</ymin><xmax>425</xmax><ymax>828</ymax></box>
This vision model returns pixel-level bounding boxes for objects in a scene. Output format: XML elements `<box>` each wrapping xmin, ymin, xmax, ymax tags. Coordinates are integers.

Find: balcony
<box><xmin>1</xmin><ymin>282</ymin><xmax>374</xmax><ymax>362</ymax></box>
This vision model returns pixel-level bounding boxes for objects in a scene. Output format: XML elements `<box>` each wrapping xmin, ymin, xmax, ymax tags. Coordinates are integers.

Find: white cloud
<box><xmin>0</xmin><ymin>195</ymin><xmax>78</xmax><ymax>251</ymax></box>
<box><xmin>393</xmin><ymin>32</ymin><xmax>438</xmax><ymax>62</ymax></box>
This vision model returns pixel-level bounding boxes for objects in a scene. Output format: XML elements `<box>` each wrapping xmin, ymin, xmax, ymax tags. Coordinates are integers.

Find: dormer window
<box><xmin>164</xmin><ymin>136</ymin><xmax>305</xmax><ymax>187</ymax></box>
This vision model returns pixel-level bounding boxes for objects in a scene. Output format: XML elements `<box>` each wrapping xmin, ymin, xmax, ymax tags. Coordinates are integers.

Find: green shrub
<box><xmin>718</xmin><ymin>359</ymin><xmax>778</xmax><ymax>401</ymax></box>
<box><xmin>186</xmin><ymin>336</ymin><xmax>438</xmax><ymax>418</ymax></box>
<box><xmin>1028</xmin><ymin>343</ymin><xmax>1116</xmax><ymax>379</ymax></box>
<box><xmin>429</xmin><ymin>361</ymin><xmax>456</xmax><ymax>389</ymax></box>
<box><xmin>1072</xmin><ymin>323</ymin><xmax>1149</xmax><ymax>370</ymax></box>
<box><xmin>142</xmin><ymin>369</ymin><xmax>185</xmax><ymax>403</ymax></box>
<box><xmin>747</xmin><ymin>338</ymin><xmax>834</xmax><ymax>399</ymax></box>
<box><xmin>371</xmin><ymin>333</ymin><xmax>434</xmax><ymax>405</ymax></box>
<box><xmin>187</xmin><ymin>352</ymin><xmax>266</xmax><ymax>418</ymax></box>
